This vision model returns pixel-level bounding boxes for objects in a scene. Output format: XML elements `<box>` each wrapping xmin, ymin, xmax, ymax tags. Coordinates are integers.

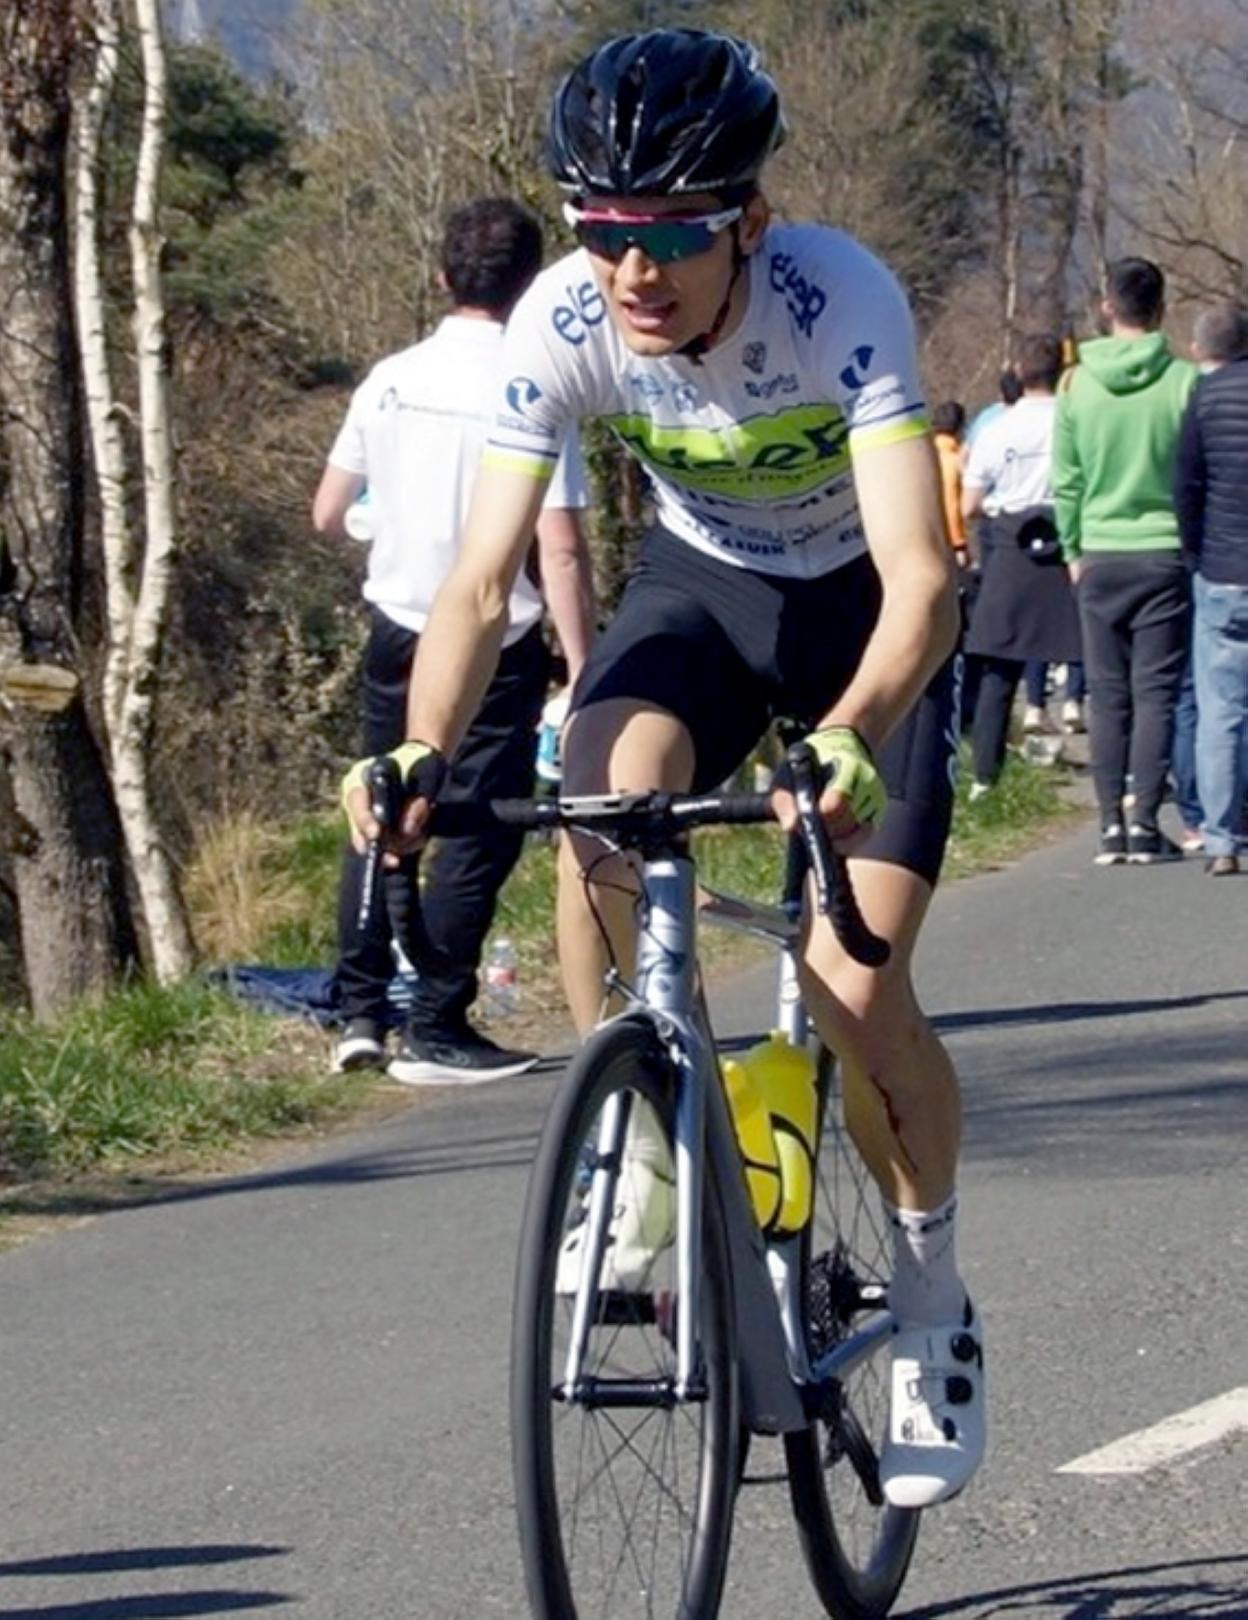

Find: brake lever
<box><xmin>787</xmin><ymin>742</ymin><xmax>834</xmax><ymax>916</ymax></box>
<box><xmin>783</xmin><ymin>741</ymin><xmax>891</xmax><ymax>969</ymax></box>
<box><xmin>357</xmin><ymin>755</ymin><xmax>402</xmax><ymax>934</ymax></box>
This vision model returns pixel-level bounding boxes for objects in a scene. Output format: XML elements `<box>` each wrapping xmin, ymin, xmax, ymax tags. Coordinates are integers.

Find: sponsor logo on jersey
<box><xmin>497</xmin><ymin>375</ymin><xmax>556</xmax><ymax>439</ymax></box>
<box><xmin>839</xmin><ymin>344</ymin><xmax>875</xmax><ymax>392</ymax></box>
<box><xmin>769</xmin><ymin>254</ymin><xmax>828</xmax><ymax>337</ymax></box>
<box><xmin>604</xmin><ymin>404</ymin><xmax>852</xmax><ymax>501</ymax></box>
<box><xmin>744</xmin><ymin>372</ymin><xmax>799</xmax><ymax>401</ymax></box>
<box><xmin>505</xmin><ymin>376</ymin><xmax>543</xmax><ymax>415</ymax></box>
<box><xmin>550</xmin><ymin>279</ymin><xmax>607</xmax><ymax>346</ymax></box>
<box><xmin>852</xmin><ymin>376</ymin><xmax>907</xmax><ymax>417</ymax></box>
<box><xmin>627</xmin><ymin>371</ymin><xmax>665</xmax><ymax>403</ymax></box>
<box><xmin>743</xmin><ymin>341</ymin><xmax>767</xmax><ymax>375</ymax></box>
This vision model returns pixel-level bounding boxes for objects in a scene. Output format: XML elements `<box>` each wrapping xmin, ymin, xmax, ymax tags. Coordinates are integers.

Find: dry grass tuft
<box><xmin>184</xmin><ymin>808</ymin><xmax>312</xmax><ymax>962</ymax></box>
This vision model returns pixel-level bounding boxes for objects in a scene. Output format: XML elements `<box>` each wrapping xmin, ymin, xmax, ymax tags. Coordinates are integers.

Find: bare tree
<box><xmin>1114</xmin><ymin>0</ymin><xmax>1248</xmax><ymax>305</ymax></box>
<box><xmin>0</xmin><ymin>0</ymin><xmax>138</xmax><ymax>1015</ymax></box>
<box><xmin>73</xmin><ymin>0</ymin><xmax>195</xmax><ymax>981</ymax></box>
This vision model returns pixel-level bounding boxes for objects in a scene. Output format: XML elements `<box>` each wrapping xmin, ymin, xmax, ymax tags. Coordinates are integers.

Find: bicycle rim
<box><xmin>511</xmin><ymin>1018</ymin><xmax>738</xmax><ymax>1620</ymax></box>
<box><xmin>785</xmin><ymin>1046</ymin><xmax>920</xmax><ymax>1619</ymax></box>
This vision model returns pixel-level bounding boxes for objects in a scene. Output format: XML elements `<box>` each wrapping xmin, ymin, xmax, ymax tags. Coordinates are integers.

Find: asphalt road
<box><xmin>2</xmin><ymin>818</ymin><xmax>1245</xmax><ymax>1619</ymax></box>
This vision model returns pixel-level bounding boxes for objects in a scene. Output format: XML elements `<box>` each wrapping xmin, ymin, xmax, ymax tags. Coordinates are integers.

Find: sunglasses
<box><xmin>563</xmin><ymin>202</ymin><xmax>743</xmax><ymax>265</ymax></box>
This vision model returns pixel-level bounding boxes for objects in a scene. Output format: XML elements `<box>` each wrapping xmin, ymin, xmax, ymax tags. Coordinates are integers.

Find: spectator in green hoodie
<box><xmin>1053</xmin><ymin>257</ymin><xmax>1198</xmax><ymax>865</ymax></box>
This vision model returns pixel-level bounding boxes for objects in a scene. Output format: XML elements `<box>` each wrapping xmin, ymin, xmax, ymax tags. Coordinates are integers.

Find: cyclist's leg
<box><xmin>799</xmin><ymin>861</ymin><xmax>957</xmax><ymax>1217</ymax></box>
<box><xmin>798</xmin><ymin>658</ymin><xmax>984</xmax><ymax>1507</ymax></box>
<box><xmin>558</xmin><ymin>697</ymin><xmax>695</xmax><ymax>1031</ymax></box>
<box><xmin>556</xmin><ymin>531</ymin><xmax>772</xmax><ymax>1031</ymax></box>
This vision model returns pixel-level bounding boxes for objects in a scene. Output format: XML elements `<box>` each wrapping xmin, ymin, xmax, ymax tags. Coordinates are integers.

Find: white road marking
<box><xmin>1058</xmin><ymin>1386</ymin><xmax>1248</xmax><ymax>1475</ymax></box>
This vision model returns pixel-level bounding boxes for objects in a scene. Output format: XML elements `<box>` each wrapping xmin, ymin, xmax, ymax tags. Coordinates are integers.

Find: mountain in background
<box><xmin>165</xmin><ymin>0</ymin><xmax>298</xmax><ymax>80</ymax></box>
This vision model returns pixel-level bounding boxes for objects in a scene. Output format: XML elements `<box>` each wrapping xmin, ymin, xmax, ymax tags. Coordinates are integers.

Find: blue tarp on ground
<box><xmin>205</xmin><ymin>966</ymin><xmax>417</xmax><ymax>1029</ymax></box>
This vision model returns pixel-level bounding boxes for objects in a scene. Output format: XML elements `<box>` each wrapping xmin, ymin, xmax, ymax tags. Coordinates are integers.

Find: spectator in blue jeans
<box><xmin>1170</xmin><ymin>654</ymin><xmax>1205</xmax><ymax>852</ymax></box>
<box><xmin>1174</xmin><ymin>301</ymin><xmax>1248</xmax><ymax>876</ymax></box>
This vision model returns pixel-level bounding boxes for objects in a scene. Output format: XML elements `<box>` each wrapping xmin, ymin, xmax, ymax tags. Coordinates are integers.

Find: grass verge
<box><xmin>0</xmin><ymin>981</ymin><xmax>366</xmax><ymax>1187</ymax></box>
<box><xmin>2</xmin><ymin>750</ymin><xmax>1082</xmax><ymax>1209</ymax></box>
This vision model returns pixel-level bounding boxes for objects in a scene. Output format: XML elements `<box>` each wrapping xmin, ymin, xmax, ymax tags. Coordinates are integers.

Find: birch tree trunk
<box><xmin>0</xmin><ymin>0</ymin><xmax>139</xmax><ymax>1015</ymax></box>
<box><xmin>86</xmin><ymin>0</ymin><xmax>195</xmax><ymax>980</ymax></box>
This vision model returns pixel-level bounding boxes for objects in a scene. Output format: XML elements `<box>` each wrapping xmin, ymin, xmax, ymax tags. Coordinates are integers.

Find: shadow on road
<box><xmin>1</xmin><ymin>1128</ymin><xmax>543</xmax><ymax>1225</ymax></box>
<box><xmin>0</xmin><ymin>1545</ymin><xmax>294</xmax><ymax>1619</ymax></box>
<box><xmin>932</xmin><ymin>989</ymin><xmax>1248</xmax><ymax>1034</ymax></box>
<box><xmin>901</xmin><ymin>1553</ymin><xmax>1248</xmax><ymax>1618</ymax></box>
<box><xmin>0</xmin><ymin>1596</ymin><xmax>291</xmax><ymax>1618</ymax></box>
<box><xmin>0</xmin><ymin>1549</ymin><xmax>287</xmax><ymax>1580</ymax></box>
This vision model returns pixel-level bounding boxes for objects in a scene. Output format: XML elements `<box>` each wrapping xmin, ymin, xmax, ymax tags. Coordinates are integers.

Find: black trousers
<box><xmin>1077</xmin><ymin>553</ymin><xmax>1190</xmax><ymax>824</ymax></box>
<box><xmin>970</xmin><ymin>657</ymin><xmax>1024</xmax><ymax>784</ymax></box>
<box><xmin>334</xmin><ymin>610</ymin><xmax>549</xmax><ymax>1033</ymax></box>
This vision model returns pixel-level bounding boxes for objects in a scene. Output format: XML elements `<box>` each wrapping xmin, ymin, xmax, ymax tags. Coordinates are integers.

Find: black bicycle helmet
<box><xmin>548</xmin><ymin>29</ymin><xmax>785</xmax><ymax>199</ymax></box>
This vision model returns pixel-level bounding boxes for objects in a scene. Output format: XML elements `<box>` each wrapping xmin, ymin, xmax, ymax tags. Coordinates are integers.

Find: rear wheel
<box><xmin>785</xmin><ymin>1045</ymin><xmax>920</xmax><ymax>1618</ymax></box>
<box><xmin>511</xmin><ymin>1017</ymin><xmax>739</xmax><ymax>1619</ymax></box>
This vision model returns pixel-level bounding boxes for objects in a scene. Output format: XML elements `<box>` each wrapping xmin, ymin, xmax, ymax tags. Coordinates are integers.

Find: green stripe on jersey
<box><xmin>602</xmin><ymin>404</ymin><xmax>853</xmax><ymax>501</ymax></box>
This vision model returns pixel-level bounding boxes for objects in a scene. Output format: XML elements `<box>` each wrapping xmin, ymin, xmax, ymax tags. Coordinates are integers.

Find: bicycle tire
<box><xmin>511</xmin><ymin>1017</ymin><xmax>739</xmax><ymax>1620</ymax></box>
<box><xmin>784</xmin><ymin>1044</ymin><xmax>920</xmax><ymax>1619</ymax></box>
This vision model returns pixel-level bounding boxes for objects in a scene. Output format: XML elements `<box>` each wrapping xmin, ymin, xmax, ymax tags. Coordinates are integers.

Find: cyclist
<box><xmin>344</xmin><ymin>29</ymin><xmax>985</xmax><ymax>1507</ymax></box>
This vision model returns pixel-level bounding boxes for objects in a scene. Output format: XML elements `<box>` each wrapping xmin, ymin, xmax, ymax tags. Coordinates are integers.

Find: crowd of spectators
<box><xmin>940</xmin><ymin>258</ymin><xmax>1247</xmax><ymax>875</ymax></box>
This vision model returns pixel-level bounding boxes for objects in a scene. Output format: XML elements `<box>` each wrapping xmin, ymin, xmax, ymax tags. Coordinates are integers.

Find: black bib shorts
<box><xmin>570</xmin><ymin>527</ymin><xmax>960</xmax><ymax>887</ymax></box>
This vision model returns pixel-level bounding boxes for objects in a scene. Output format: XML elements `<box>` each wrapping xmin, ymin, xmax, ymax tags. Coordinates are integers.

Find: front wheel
<box><xmin>511</xmin><ymin>1017</ymin><xmax>739</xmax><ymax>1619</ymax></box>
<box><xmin>785</xmin><ymin>1045</ymin><xmax>920</xmax><ymax>1618</ymax></box>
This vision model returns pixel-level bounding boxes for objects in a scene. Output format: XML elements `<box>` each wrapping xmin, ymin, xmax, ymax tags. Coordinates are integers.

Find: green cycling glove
<box><xmin>340</xmin><ymin>740</ymin><xmax>446</xmax><ymax>817</ymax></box>
<box><xmin>803</xmin><ymin>726</ymin><xmax>888</xmax><ymax>827</ymax></box>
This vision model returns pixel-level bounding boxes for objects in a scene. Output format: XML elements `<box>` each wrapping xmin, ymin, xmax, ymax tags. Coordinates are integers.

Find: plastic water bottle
<box><xmin>484</xmin><ymin>936</ymin><xmax>519</xmax><ymax>1016</ymax></box>
<box><xmin>344</xmin><ymin>489</ymin><xmax>373</xmax><ymax>543</ymax></box>
<box><xmin>536</xmin><ymin>691</ymin><xmax>570</xmax><ymax>786</ymax></box>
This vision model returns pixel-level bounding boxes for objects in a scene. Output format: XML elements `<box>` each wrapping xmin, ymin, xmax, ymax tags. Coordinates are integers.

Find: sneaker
<box><xmin>556</xmin><ymin>1156</ymin><xmax>677</xmax><ymax>1295</ymax></box>
<box><xmin>1060</xmin><ymin>698</ymin><xmax>1085</xmax><ymax>734</ymax></box>
<box><xmin>333</xmin><ymin>1018</ymin><xmax>386</xmax><ymax>1074</ymax></box>
<box><xmin>388</xmin><ymin>1027</ymin><xmax>539</xmax><ymax>1085</ymax></box>
<box><xmin>967</xmin><ymin>780</ymin><xmax>992</xmax><ymax>804</ymax></box>
<box><xmin>1205</xmin><ymin>854</ymin><xmax>1240</xmax><ymax>876</ymax></box>
<box><xmin>880</xmin><ymin>1299</ymin><xmax>986</xmax><ymax>1509</ymax></box>
<box><xmin>1022</xmin><ymin>704</ymin><xmax>1046</xmax><ymax>734</ymax></box>
<box><xmin>1127</xmin><ymin>823</ymin><xmax>1184</xmax><ymax>864</ymax></box>
<box><xmin>1094</xmin><ymin>822</ymin><xmax>1127</xmax><ymax>866</ymax></box>
<box><xmin>1180</xmin><ymin>825</ymin><xmax>1206</xmax><ymax>854</ymax></box>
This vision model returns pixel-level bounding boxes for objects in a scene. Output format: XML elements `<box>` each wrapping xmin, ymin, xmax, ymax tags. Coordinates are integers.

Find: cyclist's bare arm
<box><xmin>536</xmin><ymin>504</ymin><xmax>595</xmax><ymax>687</ymax></box>
<box><xmin>402</xmin><ymin>465</ymin><xmax>547</xmax><ymax>758</ymax></box>
<box><xmin>771</xmin><ymin>434</ymin><xmax>958</xmax><ymax>848</ymax></box>
<box><xmin>820</xmin><ymin>433</ymin><xmax>958</xmax><ymax>749</ymax></box>
<box><xmin>343</xmin><ymin>465</ymin><xmax>546</xmax><ymax>852</ymax></box>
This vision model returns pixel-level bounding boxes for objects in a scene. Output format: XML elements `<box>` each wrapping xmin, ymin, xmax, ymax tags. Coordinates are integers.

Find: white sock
<box><xmin>885</xmin><ymin>1192</ymin><xmax>965</xmax><ymax>1325</ymax></box>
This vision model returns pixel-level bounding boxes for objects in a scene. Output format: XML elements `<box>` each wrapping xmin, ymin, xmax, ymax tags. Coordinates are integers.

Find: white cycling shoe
<box><xmin>556</xmin><ymin>1158</ymin><xmax>676</xmax><ymax>1295</ymax></box>
<box><xmin>880</xmin><ymin>1298</ymin><xmax>986</xmax><ymax>1508</ymax></box>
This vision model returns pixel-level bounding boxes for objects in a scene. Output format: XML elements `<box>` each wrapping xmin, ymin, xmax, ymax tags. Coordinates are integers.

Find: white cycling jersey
<box><xmin>484</xmin><ymin>222</ymin><xmax>929</xmax><ymax>579</ymax></box>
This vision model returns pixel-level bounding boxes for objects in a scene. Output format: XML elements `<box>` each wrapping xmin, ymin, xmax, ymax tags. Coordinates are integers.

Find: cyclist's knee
<box><xmin>562</xmin><ymin>698</ymin><xmax>695</xmax><ymax>796</ymax></box>
<box><xmin>558</xmin><ymin>825</ymin><xmax>639</xmax><ymax>896</ymax></box>
<box><xmin>802</xmin><ymin>950</ymin><xmax>926</xmax><ymax>1073</ymax></box>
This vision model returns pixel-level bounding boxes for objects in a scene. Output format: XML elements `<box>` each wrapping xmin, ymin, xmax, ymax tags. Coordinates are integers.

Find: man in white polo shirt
<box><xmin>313</xmin><ymin>197</ymin><xmax>593</xmax><ymax>1082</ymax></box>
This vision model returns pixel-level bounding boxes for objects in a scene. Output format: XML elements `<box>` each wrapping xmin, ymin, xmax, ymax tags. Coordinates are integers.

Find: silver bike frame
<box><xmin>561</xmin><ymin>855</ymin><xmax>894</xmax><ymax>1428</ymax></box>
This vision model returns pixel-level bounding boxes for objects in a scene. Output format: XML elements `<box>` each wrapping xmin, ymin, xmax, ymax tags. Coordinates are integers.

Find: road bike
<box><xmin>368</xmin><ymin>748</ymin><xmax>920</xmax><ymax>1620</ymax></box>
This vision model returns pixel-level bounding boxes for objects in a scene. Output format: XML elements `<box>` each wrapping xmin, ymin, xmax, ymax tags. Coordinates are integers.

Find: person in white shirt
<box><xmin>313</xmin><ymin>197</ymin><xmax>594</xmax><ymax>1082</ymax></box>
<box><xmin>961</xmin><ymin>333</ymin><xmax>1082</xmax><ymax>794</ymax></box>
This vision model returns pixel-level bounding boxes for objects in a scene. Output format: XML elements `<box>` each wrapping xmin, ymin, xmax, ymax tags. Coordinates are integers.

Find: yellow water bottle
<box><xmin>741</xmin><ymin>1031</ymin><xmax>818</xmax><ymax>1237</ymax></box>
<box><xmin>721</xmin><ymin>1054</ymin><xmax>782</xmax><ymax>1233</ymax></box>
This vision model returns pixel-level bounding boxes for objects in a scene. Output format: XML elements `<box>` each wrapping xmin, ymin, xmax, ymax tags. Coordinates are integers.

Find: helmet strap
<box><xmin>678</xmin><ymin>225</ymin><xmax>746</xmax><ymax>364</ymax></box>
